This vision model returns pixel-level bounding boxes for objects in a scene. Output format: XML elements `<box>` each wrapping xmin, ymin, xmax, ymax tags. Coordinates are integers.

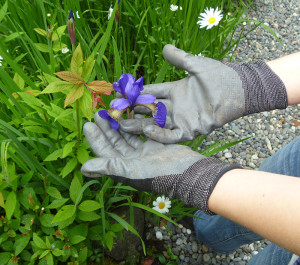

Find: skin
<box><xmin>209</xmin><ymin>52</ymin><xmax>300</xmax><ymax>255</ymax></box>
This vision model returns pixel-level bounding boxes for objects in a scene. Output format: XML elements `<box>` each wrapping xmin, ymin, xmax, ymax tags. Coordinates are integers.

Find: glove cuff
<box><xmin>223</xmin><ymin>60</ymin><xmax>288</xmax><ymax>115</ymax></box>
<box><xmin>151</xmin><ymin>157</ymin><xmax>242</xmax><ymax>215</ymax></box>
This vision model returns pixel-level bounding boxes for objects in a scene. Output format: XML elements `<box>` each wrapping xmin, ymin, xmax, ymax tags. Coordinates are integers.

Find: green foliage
<box><xmin>0</xmin><ymin>0</ymin><xmax>264</xmax><ymax>264</ymax></box>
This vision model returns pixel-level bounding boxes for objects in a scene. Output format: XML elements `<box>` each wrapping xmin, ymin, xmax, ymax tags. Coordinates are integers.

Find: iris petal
<box><xmin>98</xmin><ymin>110</ymin><xmax>110</xmax><ymax>119</ymax></box>
<box><xmin>135</xmin><ymin>76</ymin><xmax>144</xmax><ymax>91</ymax></box>
<box><xmin>153</xmin><ymin>102</ymin><xmax>167</xmax><ymax>128</ymax></box>
<box><xmin>119</xmin><ymin>73</ymin><xmax>135</xmax><ymax>97</ymax></box>
<box><xmin>135</xmin><ymin>94</ymin><xmax>156</xmax><ymax>105</ymax></box>
<box><xmin>109</xmin><ymin>118</ymin><xmax>120</xmax><ymax>131</ymax></box>
<box><xmin>111</xmin><ymin>98</ymin><xmax>131</xmax><ymax>111</ymax></box>
<box><xmin>112</xmin><ymin>82</ymin><xmax>122</xmax><ymax>95</ymax></box>
<box><xmin>126</xmin><ymin>83</ymin><xmax>140</xmax><ymax>105</ymax></box>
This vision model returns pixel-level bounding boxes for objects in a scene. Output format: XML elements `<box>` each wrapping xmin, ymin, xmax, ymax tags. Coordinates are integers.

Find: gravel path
<box><xmin>148</xmin><ymin>0</ymin><xmax>300</xmax><ymax>264</ymax></box>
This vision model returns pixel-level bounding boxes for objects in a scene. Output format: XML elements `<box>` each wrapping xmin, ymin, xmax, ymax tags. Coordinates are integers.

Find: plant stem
<box><xmin>76</xmin><ymin>100</ymin><xmax>81</xmax><ymax>151</ymax></box>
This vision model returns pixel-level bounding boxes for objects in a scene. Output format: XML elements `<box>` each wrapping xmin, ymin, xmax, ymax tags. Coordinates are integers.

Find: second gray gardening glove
<box><xmin>120</xmin><ymin>44</ymin><xmax>288</xmax><ymax>143</ymax></box>
<box><xmin>81</xmin><ymin>113</ymin><xmax>241</xmax><ymax>215</ymax></box>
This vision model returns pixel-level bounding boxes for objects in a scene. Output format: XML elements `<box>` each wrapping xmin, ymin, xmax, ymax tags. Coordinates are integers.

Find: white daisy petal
<box><xmin>198</xmin><ymin>7</ymin><xmax>223</xmax><ymax>30</ymax></box>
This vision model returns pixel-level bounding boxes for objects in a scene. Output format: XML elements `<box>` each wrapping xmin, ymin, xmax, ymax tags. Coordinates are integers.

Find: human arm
<box><xmin>209</xmin><ymin>168</ymin><xmax>300</xmax><ymax>255</ymax></box>
<box><xmin>120</xmin><ymin>45</ymin><xmax>300</xmax><ymax>143</ymax></box>
<box><xmin>267</xmin><ymin>51</ymin><xmax>300</xmax><ymax>105</ymax></box>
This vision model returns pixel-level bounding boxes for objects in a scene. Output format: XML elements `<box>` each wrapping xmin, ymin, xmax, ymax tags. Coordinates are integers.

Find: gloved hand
<box><xmin>81</xmin><ymin>113</ymin><xmax>241</xmax><ymax>215</ymax></box>
<box><xmin>119</xmin><ymin>44</ymin><xmax>288</xmax><ymax>143</ymax></box>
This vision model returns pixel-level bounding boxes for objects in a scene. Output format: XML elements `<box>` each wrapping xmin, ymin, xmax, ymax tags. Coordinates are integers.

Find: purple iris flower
<box><xmin>153</xmin><ymin>102</ymin><xmax>167</xmax><ymax>128</ymax></box>
<box><xmin>99</xmin><ymin>73</ymin><xmax>167</xmax><ymax>130</ymax></box>
<box><xmin>112</xmin><ymin>73</ymin><xmax>155</xmax><ymax>111</ymax></box>
<box><xmin>98</xmin><ymin>110</ymin><xmax>120</xmax><ymax>131</ymax></box>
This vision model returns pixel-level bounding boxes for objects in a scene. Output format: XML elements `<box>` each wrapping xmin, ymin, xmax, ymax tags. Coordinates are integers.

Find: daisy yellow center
<box><xmin>158</xmin><ymin>202</ymin><xmax>165</xmax><ymax>209</ymax></box>
<box><xmin>208</xmin><ymin>17</ymin><xmax>216</xmax><ymax>24</ymax></box>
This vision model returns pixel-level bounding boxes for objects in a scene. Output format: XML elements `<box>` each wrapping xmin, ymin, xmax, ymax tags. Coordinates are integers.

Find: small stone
<box><xmin>202</xmin><ymin>244</ymin><xmax>209</xmax><ymax>252</ymax></box>
<box><xmin>225</xmin><ymin>152</ymin><xmax>232</xmax><ymax>158</ymax></box>
<box><xmin>182</xmin><ymin>227</ymin><xmax>187</xmax><ymax>234</ymax></box>
<box><xmin>176</xmin><ymin>238</ymin><xmax>183</xmax><ymax>246</ymax></box>
<box><xmin>187</xmin><ymin>229</ymin><xmax>192</xmax><ymax>235</ymax></box>
<box><xmin>179</xmin><ymin>254</ymin><xmax>185</xmax><ymax>261</ymax></box>
<box><xmin>192</xmin><ymin>241</ymin><xmax>198</xmax><ymax>252</ymax></box>
<box><xmin>203</xmin><ymin>253</ymin><xmax>210</xmax><ymax>262</ymax></box>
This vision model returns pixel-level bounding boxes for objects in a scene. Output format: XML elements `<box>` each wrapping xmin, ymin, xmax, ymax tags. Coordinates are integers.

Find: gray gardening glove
<box><xmin>120</xmin><ymin>44</ymin><xmax>288</xmax><ymax>143</ymax></box>
<box><xmin>81</xmin><ymin>113</ymin><xmax>241</xmax><ymax>215</ymax></box>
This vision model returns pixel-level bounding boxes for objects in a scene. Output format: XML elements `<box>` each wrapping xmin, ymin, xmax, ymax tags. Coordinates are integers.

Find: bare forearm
<box><xmin>267</xmin><ymin>52</ymin><xmax>300</xmax><ymax>105</ymax></box>
<box><xmin>209</xmin><ymin>169</ymin><xmax>300</xmax><ymax>255</ymax></box>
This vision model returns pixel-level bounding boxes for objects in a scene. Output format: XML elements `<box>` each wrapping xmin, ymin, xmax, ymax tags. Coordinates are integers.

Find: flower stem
<box><xmin>76</xmin><ymin>100</ymin><xmax>81</xmax><ymax>151</ymax></box>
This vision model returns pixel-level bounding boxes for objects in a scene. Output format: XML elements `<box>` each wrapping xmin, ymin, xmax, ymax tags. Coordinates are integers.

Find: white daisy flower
<box><xmin>47</xmin><ymin>13</ymin><xmax>51</xmax><ymax>17</ymax></box>
<box><xmin>0</xmin><ymin>55</ymin><xmax>3</xmax><ymax>66</ymax></box>
<box><xmin>170</xmin><ymin>4</ymin><xmax>178</xmax><ymax>12</ymax></box>
<box><xmin>197</xmin><ymin>7</ymin><xmax>223</xmax><ymax>29</ymax></box>
<box><xmin>61</xmin><ymin>47</ymin><xmax>69</xmax><ymax>54</ymax></box>
<box><xmin>76</xmin><ymin>11</ymin><xmax>80</xmax><ymax>19</ymax></box>
<box><xmin>156</xmin><ymin>231</ymin><xmax>163</xmax><ymax>240</ymax></box>
<box><xmin>152</xmin><ymin>196</ymin><xmax>171</xmax><ymax>214</ymax></box>
<box><xmin>108</xmin><ymin>6</ymin><xmax>113</xmax><ymax>20</ymax></box>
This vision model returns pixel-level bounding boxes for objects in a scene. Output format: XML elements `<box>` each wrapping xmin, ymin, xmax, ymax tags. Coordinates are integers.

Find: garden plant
<box><xmin>0</xmin><ymin>0</ymin><xmax>278</xmax><ymax>264</ymax></box>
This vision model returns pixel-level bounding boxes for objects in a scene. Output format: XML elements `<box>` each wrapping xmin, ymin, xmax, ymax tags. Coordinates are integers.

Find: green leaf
<box><xmin>155</xmin><ymin>60</ymin><xmax>169</xmax><ymax>84</ymax></box>
<box><xmin>40</xmin><ymin>214</ymin><xmax>57</xmax><ymax>227</ymax></box>
<box><xmin>105</xmin><ymin>232</ymin><xmax>114</xmax><ymax>251</ymax></box>
<box><xmin>82</xmin><ymin>52</ymin><xmax>95</xmax><ymax>82</ymax></box>
<box><xmin>78</xmin><ymin>89</ymin><xmax>92</xmax><ymax>121</ymax></box>
<box><xmin>0</xmin><ymin>252</ymin><xmax>11</xmax><ymax>265</ymax></box>
<box><xmin>17</xmin><ymin>92</ymin><xmax>43</xmax><ymax>107</ymax></box>
<box><xmin>110</xmin><ymin>223</ymin><xmax>124</xmax><ymax>233</ymax></box>
<box><xmin>39</xmin><ymin>249</ymin><xmax>50</xmax><ymax>259</ymax></box>
<box><xmin>64</xmin><ymin>85</ymin><xmax>85</xmax><ymax>107</ymax></box>
<box><xmin>78</xmin><ymin>200</ymin><xmax>102</xmax><ymax>212</ymax></box>
<box><xmin>33</xmin><ymin>233</ymin><xmax>47</xmax><ymax>249</ymax></box>
<box><xmin>52</xmin><ymin>248</ymin><xmax>65</xmax><ymax>257</ymax></box>
<box><xmin>42</xmin><ymin>81</ymin><xmax>73</xmax><ymax>94</ymax></box>
<box><xmin>46</xmin><ymin>187</ymin><xmax>62</xmax><ymax>199</ymax></box>
<box><xmin>34</xmin><ymin>28</ymin><xmax>48</xmax><ymax>37</ymax></box>
<box><xmin>52</xmin><ymin>205</ymin><xmax>75</xmax><ymax>223</ymax></box>
<box><xmin>46</xmin><ymin>198</ymin><xmax>69</xmax><ymax>209</ymax></box>
<box><xmin>60</xmin><ymin>157</ymin><xmax>78</xmax><ymax>178</ymax></box>
<box><xmin>0</xmin><ymin>192</ymin><xmax>4</xmax><ymax>208</ymax></box>
<box><xmin>69</xmin><ymin>176</ymin><xmax>82</xmax><ymax>204</ymax></box>
<box><xmin>62</xmin><ymin>141</ymin><xmax>77</xmax><ymax>158</ymax></box>
<box><xmin>24</xmin><ymin>126</ymin><xmax>49</xmax><ymax>134</ymax></box>
<box><xmin>69</xmin><ymin>224</ymin><xmax>88</xmax><ymax>244</ymax></box>
<box><xmin>71</xmin><ymin>44</ymin><xmax>83</xmax><ymax>76</ymax></box>
<box><xmin>35</xmin><ymin>43</ymin><xmax>50</xmax><ymax>53</ymax></box>
<box><xmin>31</xmin><ymin>250</ymin><xmax>43</xmax><ymax>260</ymax></box>
<box><xmin>78</xmin><ymin>246</ymin><xmax>88</xmax><ymax>262</ymax></box>
<box><xmin>13</xmin><ymin>73</ymin><xmax>25</xmax><ymax>90</ymax></box>
<box><xmin>77</xmin><ymin>210</ymin><xmax>101</xmax><ymax>221</ymax></box>
<box><xmin>51</xmin><ymin>25</ymin><xmax>67</xmax><ymax>41</ymax></box>
<box><xmin>5</xmin><ymin>191</ymin><xmax>16</xmax><ymax>220</ymax></box>
<box><xmin>77</xmin><ymin>146</ymin><xmax>90</xmax><ymax>164</ymax></box>
<box><xmin>0</xmin><ymin>1</ymin><xmax>8</xmax><ymax>23</ymax></box>
<box><xmin>44</xmin><ymin>149</ymin><xmax>62</xmax><ymax>162</ymax></box>
<box><xmin>14</xmin><ymin>234</ymin><xmax>31</xmax><ymax>256</ymax></box>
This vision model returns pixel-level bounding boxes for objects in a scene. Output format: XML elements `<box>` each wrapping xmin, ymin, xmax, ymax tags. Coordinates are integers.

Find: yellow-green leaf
<box><xmin>64</xmin><ymin>85</ymin><xmax>85</xmax><ymax>107</ymax></box>
<box><xmin>82</xmin><ymin>52</ymin><xmax>95</xmax><ymax>82</ymax></box>
<box><xmin>71</xmin><ymin>44</ymin><xmax>83</xmax><ymax>76</ymax></box>
<box><xmin>69</xmin><ymin>175</ymin><xmax>82</xmax><ymax>204</ymax></box>
<box><xmin>35</xmin><ymin>43</ymin><xmax>50</xmax><ymax>53</ymax></box>
<box><xmin>5</xmin><ymin>191</ymin><xmax>16</xmax><ymax>220</ymax></box>
<box><xmin>34</xmin><ymin>28</ymin><xmax>48</xmax><ymax>37</ymax></box>
<box><xmin>0</xmin><ymin>192</ymin><xmax>5</xmax><ymax>209</ymax></box>
<box><xmin>55</xmin><ymin>71</ymin><xmax>84</xmax><ymax>85</ymax></box>
<box><xmin>52</xmin><ymin>42</ymin><xmax>67</xmax><ymax>53</ymax></box>
<box><xmin>60</xmin><ymin>157</ymin><xmax>77</xmax><ymax>178</ymax></box>
<box><xmin>62</xmin><ymin>141</ymin><xmax>77</xmax><ymax>158</ymax></box>
<box><xmin>0</xmin><ymin>1</ymin><xmax>8</xmax><ymax>23</ymax></box>
<box><xmin>51</xmin><ymin>25</ymin><xmax>67</xmax><ymax>41</ymax></box>
<box><xmin>13</xmin><ymin>73</ymin><xmax>25</xmax><ymax>90</ymax></box>
<box><xmin>42</xmin><ymin>80</ymin><xmax>74</xmax><ymax>94</ymax></box>
<box><xmin>52</xmin><ymin>205</ymin><xmax>75</xmax><ymax>223</ymax></box>
<box><xmin>44</xmin><ymin>149</ymin><xmax>63</xmax><ymax>162</ymax></box>
<box><xmin>78</xmin><ymin>89</ymin><xmax>92</xmax><ymax>121</ymax></box>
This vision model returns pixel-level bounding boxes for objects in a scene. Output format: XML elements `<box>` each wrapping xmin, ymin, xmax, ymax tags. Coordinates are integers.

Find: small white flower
<box><xmin>61</xmin><ymin>47</ymin><xmax>69</xmax><ymax>54</ymax></box>
<box><xmin>198</xmin><ymin>52</ymin><xmax>202</xmax><ymax>57</ymax></box>
<box><xmin>108</xmin><ymin>6</ymin><xmax>113</xmax><ymax>20</ymax></box>
<box><xmin>152</xmin><ymin>196</ymin><xmax>171</xmax><ymax>214</ymax></box>
<box><xmin>170</xmin><ymin>4</ymin><xmax>178</xmax><ymax>12</ymax></box>
<box><xmin>41</xmin><ymin>207</ymin><xmax>45</xmax><ymax>211</ymax></box>
<box><xmin>197</xmin><ymin>7</ymin><xmax>223</xmax><ymax>30</ymax></box>
<box><xmin>0</xmin><ymin>56</ymin><xmax>3</xmax><ymax>66</ymax></box>
<box><xmin>156</xmin><ymin>231</ymin><xmax>163</xmax><ymax>240</ymax></box>
<box><xmin>76</xmin><ymin>11</ymin><xmax>80</xmax><ymax>19</ymax></box>
<box><xmin>243</xmin><ymin>21</ymin><xmax>247</xmax><ymax>26</ymax></box>
<box><xmin>47</xmin><ymin>13</ymin><xmax>51</xmax><ymax>17</ymax></box>
<box><xmin>180</xmin><ymin>6</ymin><xmax>183</xmax><ymax>10</ymax></box>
